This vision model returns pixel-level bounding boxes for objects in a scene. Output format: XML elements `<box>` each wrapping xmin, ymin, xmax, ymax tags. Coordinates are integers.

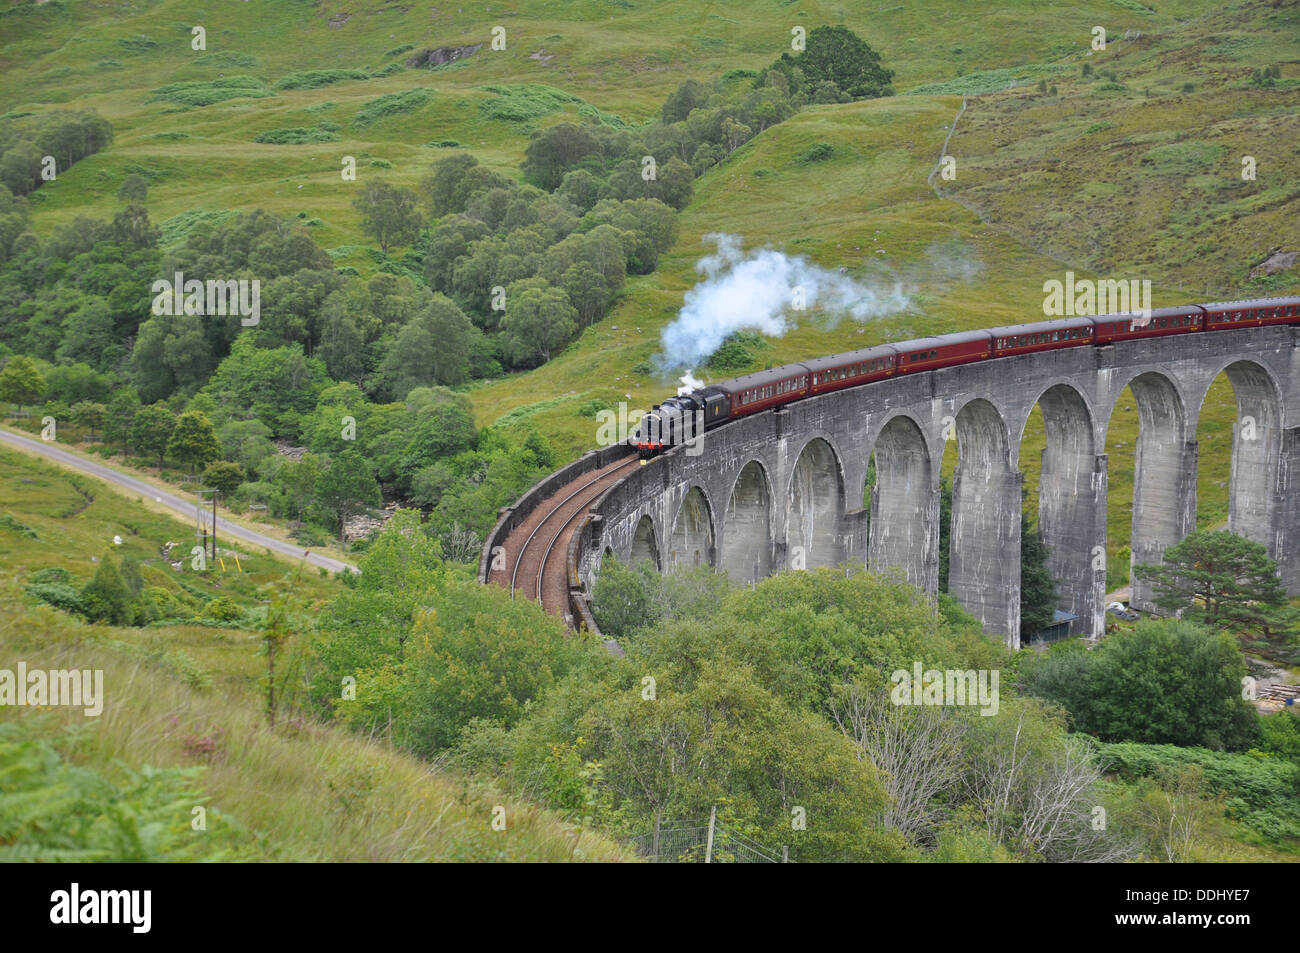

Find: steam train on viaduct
<box><xmin>633</xmin><ymin>296</ymin><xmax>1300</xmax><ymax>458</ymax></box>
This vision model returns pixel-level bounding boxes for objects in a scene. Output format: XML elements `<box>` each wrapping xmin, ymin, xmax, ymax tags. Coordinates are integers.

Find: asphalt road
<box><xmin>0</xmin><ymin>427</ymin><xmax>357</xmax><ymax>575</ymax></box>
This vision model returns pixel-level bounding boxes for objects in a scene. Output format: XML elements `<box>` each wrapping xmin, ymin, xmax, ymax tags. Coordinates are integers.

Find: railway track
<box><xmin>490</xmin><ymin>455</ymin><xmax>641</xmax><ymax>619</ymax></box>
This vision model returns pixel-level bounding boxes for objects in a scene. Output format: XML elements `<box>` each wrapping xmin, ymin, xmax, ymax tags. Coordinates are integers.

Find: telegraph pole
<box><xmin>196</xmin><ymin>488</ymin><xmax>217</xmax><ymax>560</ymax></box>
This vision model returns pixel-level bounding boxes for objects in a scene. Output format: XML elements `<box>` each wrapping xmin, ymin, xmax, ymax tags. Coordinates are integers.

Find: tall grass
<box><xmin>0</xmin><ymin>591</ymin><xmax>630</xmax><ymax>862</ymax></box>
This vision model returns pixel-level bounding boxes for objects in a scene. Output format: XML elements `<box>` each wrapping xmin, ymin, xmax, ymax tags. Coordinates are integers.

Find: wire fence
<box><xmin>631</xmin><ymin>811</ymin><xmax>786</xmax><ymax>863</ymax></box>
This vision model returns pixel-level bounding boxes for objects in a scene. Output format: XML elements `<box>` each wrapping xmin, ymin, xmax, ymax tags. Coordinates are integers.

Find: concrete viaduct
<box><xmin>559</xmin><ymin>325</ymin><xmax>1300</xmax><ymax>649</ymax></box>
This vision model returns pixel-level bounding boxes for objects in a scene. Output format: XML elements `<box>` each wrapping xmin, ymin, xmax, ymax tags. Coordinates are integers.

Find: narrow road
<box><xmin>0</xmin><ymin>427</ymin><xmax>357</xmax><ymax>575</ymax></box>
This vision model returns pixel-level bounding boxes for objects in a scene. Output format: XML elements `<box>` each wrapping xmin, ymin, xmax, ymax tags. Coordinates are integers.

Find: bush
<box><xmin>293</xmin><ymin>524</ymin><xmax>329</xmax><ymax>547</ymax></box>
<box><xmin>705</xmin><ymin>337</ymin><xmax>755</xmax><ymax>372</ymax></box>
<box><xmin>200</xmin><ymin>596</ymin><xmax>243</xmax><ymax>623</ymax></box>
<box><xmin>1099</xmin><ymin>741</ymin><xmax>1300</xmax><ymax>842</ymax></box>
<box><xmin>353</xmin><ymin>89</ymin><xmax>433</xmax><ymax>126</ymax></box>
<box><xmin>274</xmin><ymin>69</ymin><xmax>370</xmax><ymax>90</ymax></box>
<box><xmin>27</xmin><ymin>567</ymin><xmax>70</xmax><ymax>586</ymax></box>
<box><xmin>1021</xmin><ymin>619</ymin><xmax>1258</xmax><ymax>750</ymax></box>
<box><xmin>147</xmin><ymin>76</ymin><xmax>273</xmax><ymax>107</ymax></box>
<box><xmin>797</xmin><ymin>142</ymin><xmax>835</xmax><ymax>163</ymax></box>
<box><xmin>25</xmin><ymin>581</ymin><xmax>85</xmax><ymax>615</ymax></box>
<box><xmin>253</xmin><ymin>126</ymin><xmax>341</xmax><ymax>144</ymax></box>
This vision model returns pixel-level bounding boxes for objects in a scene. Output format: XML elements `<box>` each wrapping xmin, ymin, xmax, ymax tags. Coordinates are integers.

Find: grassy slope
<box><xmin>0</xmin><ymin>446</ymin><xmax>627</xmax><ymax>860</ymax></box>
<box><xmin>2</xmin><ymin>0</ymin><xmax>1297</xmax><ymax>565</ymax></box>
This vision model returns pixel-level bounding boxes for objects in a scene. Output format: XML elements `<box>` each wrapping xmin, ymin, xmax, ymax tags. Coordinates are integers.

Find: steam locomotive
<box><xmin>632</xmin><ymin>296</ymin><xmax>1300</xmax><ymax>459</ymax></box>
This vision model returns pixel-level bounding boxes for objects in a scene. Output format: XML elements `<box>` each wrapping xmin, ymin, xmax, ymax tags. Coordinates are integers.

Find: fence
<box><xmin>631</xmin><ymin>808</ymin><xmax>787</xmax><ymax>863</ymax></box>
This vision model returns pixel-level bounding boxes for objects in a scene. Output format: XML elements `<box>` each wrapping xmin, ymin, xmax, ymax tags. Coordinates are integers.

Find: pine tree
<box><xmin>1135</xmin><ymin>529</ymin><xmax>1299</xmax><ymax>644</ymax></box>
<box><xmin>80</xmin><ymin>554</ymin><xmax>135</xmax><ymax>625</ymax></box>
<box><xmin>1020</xmin><ymin>510</ymin><xmax>1060</xmax><ymax>638</ymax></box>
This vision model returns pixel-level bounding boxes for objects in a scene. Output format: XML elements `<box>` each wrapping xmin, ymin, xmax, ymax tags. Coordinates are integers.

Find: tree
<box><xmin>396</xmin><ymin>388</ymin><xmax>477</xmax><ymax>486</ymax></box>
<box><xmin>401</xmin><ymin>579</ymin><xmax>587</xmax><ymax>754</ymax></box>
<box><xmin>315</xmin><ymin>448</ymin><xmax>381</xmax><ymax>542</ymax></box>
<box><xmin>129</xmin><ymin>314</ymin><xmax>214</xmax><ymax>402</ymax></box>
<box><xmin>117</xmin><ymin>174</ymin><xmax>148</xmax><ymax>203</ymax></box>
<box><xmin>422</xmin><ymin>214</ymin><xmax>490</xmax><ymax>293</ymax></box>
<box><xmin>500</xmin><ymin>282</ymin><xmax>578</xmax><ymax>367</ymax></box>
<box><xmin>0</xmin><ymin>183</ymin><xmax>31</xmax><ymax>262</ymax></box>
<box><xmin>102</xmin><ymin>388</ymin><xmax>141</xmax><ymax>453</ymax></box>
<box><xmin>216</xmin><ymin>418</ymin><xmax>277</xmax><ymax>478</ymax></box>
<box><xmin>830</xmin><ymin>679</ymin><xmax>965</xmax><ymax>842</ymax></box>
<box><xmin>69</xmin><ymin>401</ymin><xmax>107</xmax><ymax>439</ymax></box>
<box><xmin>0</xmin><ymin>141</ymin><xmax>41</xmax><ymax>196</ymax></box>
<box><xmin>521</xmin><ymin>122</ymin><xmax>605</xmax><ymax>191</ymax></box>
<box><xmin>276</xmin><ymin>452</ymin><xmax>323</xmax><ymax>524</ymax></box>
<box><xmin>107</xmin><ymin>204</ymin><xmax>159</xmax><ymax>249</ymax></box>
<box><xmin>591</xmin><ymin>557</ymin><xmax>664</xmax><ymax>639</ymax></box>
<box><xmin>80</xmin><ymin>553</ymin><xmax>135</xmax><ymax>625</ymax></box>
<box><xmin>353</xmin><ymin>180</ymin><xmax>423</xmax><ymax>253</ymax></box>
<box><xmin>421</xmin><ymin>152</ymin><xmax>479</xmax><ymax>217</ymax></box>
<box><xmin>130</xmin><ymin>403</ymin><xmax>175</xmax><ymax>467</ymax></box>
<box><xmin>958</xmin><ymin>699</ymin><xmax>1135</xmax><ymax>861</ymax></box>
<box><xmin>379</xmin><ymin>294</ymin><xmax>473</xmax><ymax>399</ymax></box>
<box><xmin>1020</xmin><ymin>508</ymin><xmax>1060</xmax><ymax>639</ymax></box>
<box><xmin>661</xmin><ymin>79</ymin><xmax>713</xmax><ymax>124</ymax></box>
<box><xmin>202</xmin><ymin>337</ymin><xmax>328</xmax><ymax>439</ymax></box>
<box><xmin>166</xmin><ymin>410</ymin><xmax>222</xmax><ymax>474</ymax></box>
<box><xmin>556</xmin><ymin>169</ymin><xmax>602</xmax><ymax>214</ymax></box>
<box><xmin>54</xmin><ymin>296</ymin><xmax>122</xmax><ymax>371</ymax></box>
<box><xmin>773</xmin><ymin>25</ymin><xmax>895</xmax><ymax>99</ymax></box>
<box><xmin>0</xmin><ymin>355</ymin><xmax>45</xmax><ymax>413</ymax></box>
<box><xmin>203</xmin><ymin>460</ymin><xmax>245</xmax><ymax>499</ymax></box>
<box><xmin>315</xmin><ymin>301</ymin><xmax>367</xmax><ymax>385</ymax></box>
<box><xmin>1135</xmin><ymin>529</ymin><xmax>1299</xmax><ymax>644</ymax></box>
<box><xmin>1021</xmin><ymin>619</ymin><xmax>1258</xmax><ymax>750</ymax></box>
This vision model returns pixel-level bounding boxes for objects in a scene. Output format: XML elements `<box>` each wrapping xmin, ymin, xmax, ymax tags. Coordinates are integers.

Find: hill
<box><xmin>0</xmin><ymin>446</ymin><xmax>627</xmax><ymax>860</ymax></box>
<box><xmin>1</xmin><ymin>0</ymin><xmax>1297</xmax><ymax>576</ymax></box>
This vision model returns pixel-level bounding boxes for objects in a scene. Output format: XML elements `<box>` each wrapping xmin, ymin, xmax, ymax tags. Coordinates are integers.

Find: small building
<box><xmin>1032</xmin><ymin>609</ymin><xmax>1079</xmax><ymax>645</ymax></box>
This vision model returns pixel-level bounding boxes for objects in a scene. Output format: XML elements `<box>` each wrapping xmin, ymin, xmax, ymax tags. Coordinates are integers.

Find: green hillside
<box><xmin>1</xmin><ymin>0</ymin><xmax>1297</xmax><ymax>564</ymax></box>
<box><xmin>0</xmin><ymin>445</ymin><xmax>628</xmax><ymax>860</ymax></box>
<box><xmin>3</xmin><ymin>0</ymin><xmax>1300</xmax><ymax>868</ymax></box>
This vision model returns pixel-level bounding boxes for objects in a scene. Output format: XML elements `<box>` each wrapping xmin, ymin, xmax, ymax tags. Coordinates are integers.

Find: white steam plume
<box><xmin>656</xmin><ymin>233</ymin><xmax>912</xmax><ymax>372</ymax></box>
<box><xmin>676</xmin><ymin>371</ymin><xmax>704</xmax><ymax>395</ymax></box>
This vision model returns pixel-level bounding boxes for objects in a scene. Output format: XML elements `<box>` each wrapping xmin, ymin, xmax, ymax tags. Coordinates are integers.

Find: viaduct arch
<box><xmin>567</xmin><ymin>326</ymin><xmax>1300</xmax><ymax>649</ymax></box>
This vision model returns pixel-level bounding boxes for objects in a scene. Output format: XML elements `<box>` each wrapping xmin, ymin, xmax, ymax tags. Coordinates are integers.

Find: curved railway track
<box><xmin>495</xmin><ymin>455</ymin><xmax>641</xmax><ymax>618</ymax></box>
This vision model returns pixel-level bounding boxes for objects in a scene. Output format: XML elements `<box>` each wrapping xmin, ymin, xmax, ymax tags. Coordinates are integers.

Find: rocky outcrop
<box><xmin>405</xmin><ymin>44</ymin><xmax>481</xmax><ymax>68</ymax></box>
<box><xmin>1249</xmin><ymin>247</ymin><xmax>1298</xmax><ymax>279</ymax></box>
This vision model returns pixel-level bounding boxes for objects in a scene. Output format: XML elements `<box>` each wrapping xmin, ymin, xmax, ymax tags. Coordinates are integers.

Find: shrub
<box><xmin>200</xmin><ymin>596</ymin><xmax>243</xmax><ymax>623</ymax></box>
<box><xmin>25</xmin><ymin>582</ymin><xmax>85</xmax><ymax>615</ymax></box>
<box><xmin>147</xmin><ymin>76</ymin><xmax>273</xmax><ymax>107</ymax></box>
<box><xmin>253</xmin><ymin>126</ymin><xmax>341</xmax><ymax>144</ymax></box>
<box><xmin>476</xmin><ymin>83</ymin><xmax>597</xmax><ymax>124</ymax></box>
<box><xmin>26</xmin><ymin>567</ymin><xmax>69</xmax><ymax>586</ymax></box>
<box><xmin>353</xmin><ymin>89</ymin><xmax>433</xmax><ymax>126</ymax></box>
<box><xmin>797</xmin><ymin>142</ymin><xmax>835</xmax><ymax>164</ymax></box>
<box><xmin>274</xmin><ymin>69</ymin><xmax>370</xmax><ymax>90</ymax></box>
<box><xmin>706</xmin><ymin>337</ymin><xmax>755</xmax><ymax>372</ymax></box>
